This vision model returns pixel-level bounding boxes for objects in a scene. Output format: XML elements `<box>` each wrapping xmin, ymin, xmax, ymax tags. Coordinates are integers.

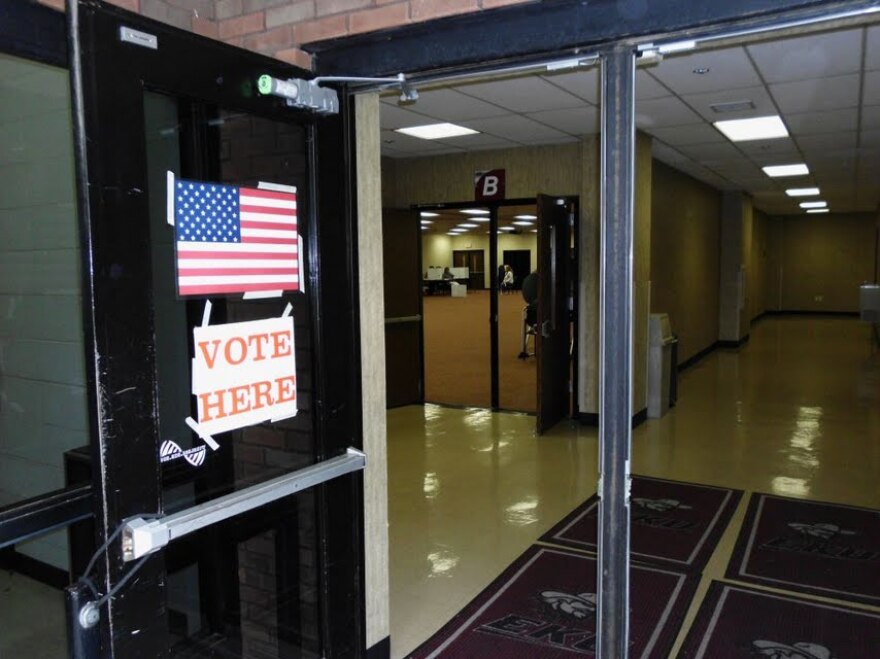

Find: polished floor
<box><xmin>387</xmin><ymin>316</ymin><xmax>880</xmax><ymax>658</ymax></box>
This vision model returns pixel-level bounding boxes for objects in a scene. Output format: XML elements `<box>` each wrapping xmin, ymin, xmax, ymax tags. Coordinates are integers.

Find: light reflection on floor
<box><xmin>387</xmin><ymin>317</ymin><xmax>880</xmax><ymax>658</ymax></box>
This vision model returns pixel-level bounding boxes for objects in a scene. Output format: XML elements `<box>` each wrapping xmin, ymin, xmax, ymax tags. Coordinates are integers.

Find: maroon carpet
<box><xmin>726</xmin><ymin>493</ymin><xmax>880</xmax><ymax>605</ymax></box>
<box><xmin>540</xmin><ymin>476</ymin><xmax>743</xmax><ymax>572</ymax></box>
<box><xmin>407</xmin><ymin>546</ymin><xmax>697</xmax><ymax>658</ymax></box>
<box><xmin>677</xmin><ymin>581</ymin><xmax>880</xmax><ymax>658</ymax></box>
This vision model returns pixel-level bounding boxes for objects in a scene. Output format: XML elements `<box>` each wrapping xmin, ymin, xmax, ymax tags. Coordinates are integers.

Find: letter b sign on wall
<box><xmin>474</xmin><ymin>169</ymin><xmax>506</xmax><ymax>202</ymax></box>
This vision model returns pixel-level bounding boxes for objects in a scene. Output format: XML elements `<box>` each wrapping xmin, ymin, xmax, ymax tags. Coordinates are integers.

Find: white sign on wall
<box><xmin>190</xmin><ymin>314</ymin><xmax>297</xmax><ymax>439</ymax></box>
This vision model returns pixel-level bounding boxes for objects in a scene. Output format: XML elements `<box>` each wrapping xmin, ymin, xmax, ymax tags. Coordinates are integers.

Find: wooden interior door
<box><xmin>536</xmin><ymin>195</ymin><xmax>572</xmax><ymax>433</ymax></box>
<box><xmin>383</xmin><ymin>208</ymin><xmax>423</xmax><ymax>407</ymax></box>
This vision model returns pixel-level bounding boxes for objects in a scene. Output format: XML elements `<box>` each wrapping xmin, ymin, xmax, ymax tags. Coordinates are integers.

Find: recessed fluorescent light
<box><xmin>786</xmin><ymin>187</ymin><xmax>820</xmax><ymax>197</ymax></box>
<box><xmin>713</xmin><ymin>115</ymin><xmax>788</xmax><ymax>142</ymax></box>
<box><xmin>421</xmin><ymin>226</ymin><xmax>428</xmax><ymax>230</ymax></box>
<box><xmin>420</xmin><ymin>211</ymin><xmax>439</xmax><ymax>218</ymax></box>
<box><xmin>763</xmin><ymin>164</ymin><xmax>809</xmax><ymax>178</ymax></box>
<box><xmin>458</xmin><ymin>223</ymin><xmax>479</xmax><ymax>229</ymax></box>
<box><xmin>420</xmin><ymin>220</ymin><xmax>433</xmax><ymax>225</ymax></box>
<box><xmin>499</xmin><ymin>226</ymin><xmax>514</xmax><ymax>232</ymax></box>
<box><xmin>449</xmin><ymin>227</ymin><xmax>467</xmax><ymax>232</ymax></box>
<box><xmin>514</xmin><ymin>214</ymin><xmax>537</xmax><ymax>220</ymax></box>
<box><xmin>395</xmin><ymin>122</ymin><xmax>479</xmax><ymax>140</ymax></box>
<box><xmin>460</xmin><ymin>209</ymin><xmax>490</xmax><ymax>215</ymax></box>
<box><xmin>530</xmin><ymin>229</ymin><xmax>538</xmax><ymax>233</ymax></box>
<box><xmin>513</xmin><ymin>220</ymin><xmax>534</xmax><ymax>226</ymax></box>
<box><xmin>446</xmin><ymin>231</ymin><xmax>460</xmax><ymax>236</ymax></box>
<box><xmin>799</xmin><ymin>201</ymin><xmax>827</xmax><ymax>209</ymax></box>
<box><xmin>806</xmin><ymin>208</ymin><xmax>829</xmax><ymax>214</ymax></box>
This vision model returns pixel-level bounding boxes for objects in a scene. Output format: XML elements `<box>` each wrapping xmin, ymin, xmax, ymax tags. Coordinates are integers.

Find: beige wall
<box><xmin>650</xmin><ymin>161</ymin><xmax>720</xmax><ymax>365</ymax></box>
<box><xmin>633</xmin><ymin>132</ymin><xmax>652</xmax><ymax>413</ymax></box>
<box><xmin>384</xmin><ymin>143</ymin><xmax>583</xmax><ymax>206</ymax></box>
<box><xmin>747</xmin><ymin>209</ymin><xmax>779</xmax><ymax>321</ymax></box>
<box><xmin>776</xmin><ymin>213</ymin><xmax>876</xmax><ymax>312</ymax></box>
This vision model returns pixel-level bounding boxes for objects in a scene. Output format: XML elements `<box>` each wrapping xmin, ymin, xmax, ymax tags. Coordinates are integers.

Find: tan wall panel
<box><xmin>633</xmin><ymin>132</ymin><xmax>652</xmax><ymax>412</ymax></box>
<box><xmin>385</xmin><ymin>143</ymin><xmax>583</xmax><ymax>207</ymax></box>
<box><xmin>779</xmin><ymin>213</ymin><xmax>876</xmax><ymax>312</ymax></box>
<box><xmin>355</xmin><ymin>94</ymin><xmax>389</xmax><ymax>648</ymax></box>
<box><xmin>650</xmin><ymin>161</ymin><xmax>721</xmax><ymax>365</ymax></box>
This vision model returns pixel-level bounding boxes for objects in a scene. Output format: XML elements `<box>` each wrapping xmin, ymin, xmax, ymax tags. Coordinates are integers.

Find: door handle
<box><xmin>122</xmin><ymin>448</ymin><xmax>365</xmax><ymax>561</ymax></box>
<box><xmin>385</xmin><ymin>315</ymin><xmax>422</xmax><ymax>325</ymax></box>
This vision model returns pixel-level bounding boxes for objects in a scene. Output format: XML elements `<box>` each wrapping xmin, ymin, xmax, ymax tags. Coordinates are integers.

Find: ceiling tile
<box><xmin>650</xmin><ymin>46</ymin><xmax>760</xmax><ymax>95</ymax></box>
<box><xmin>646</xmin><ymin>123</ymin><xmax>727</xmax><ymax>146</ymax></box>
<box><xmin>747</xmin><ymin>29</ymin><xmax>862</xmax><ymax>83</ymax></box>
<box><xmin>866</xmin><ymin>24</ymin><xmax>880</xmax><ymax>71</ymax></box>
<box><xmin>635</xmin><ymin>96</ymin><xmax>703</xmax><ymax>128</ymax></box>
<box><xmin>862</xmin><ymin>105</ymin><xmax>880</xmax><ymax>130</ymax></box>
<box><xmin>462</xmin><ymin>114</ymin><xmax>571</xmax><ymax>142</ymax></box>
<box><xmin>380</xmin><ymin>102</ymin><xmax>435</xmax><ymax>130</ymax></box>
<box><xmin>681</xmin><ymin>85</ymin><xmax>776</xmax><ymax>121</ymax></box>
<box><xmin>541</xmin><ymin>69</ymin><xmax>600</xmax><ymax>104</ymax></box>
<box><xmin>770</xmin><ymin>74</ymin><xmax>860</xmax><ymax>113</ymax></box>
<box><xmin>636</xmin><ymin>70</ymin><xmax>672</xmax><ymax>100</ymax></box>
<box><xmin>456</xmin><ymin>76</ymin><xmax>585</xmax><ymax>113</ymax></box>
<box><xmin>675</xmin><ymin>141</ymin><xmax>745</xmax><ymax>162</ymax></box>
<box><xmin>735</xmin><ymin>138</ymin><xmax>802</xmax><ymax>160</ymax></box>
<box><xmin>784</xmin><ymin>108</ymin><xmax>858</xmax><ymax>135</ymax></box>
<box><xmin>526</xmin><ymin>106</ymin><xmax>600</xmax><ymax>135</ymax></box>
<box><xmin>863</xmin><ymin>70</ymin><xmax>880</xmax><ymax>106</ymax></box>
<box><xmin>434</xmin><ymin>133</ymin><xmax>522</xmax><ymax>150</ymax></box>
<box><xmin>404</xmin><ymin>88</ymin><xmax>511</xmax><ymax>122</ymax></box>
<box><xmin>860</xmin><ymin>128</ymin><xmax>880</xmax><ymax>146</ymax></box>
<box><xmin>380</xmin><ymin>129</ymin><xmax>463</xmax><ymax>155</ymax></box>
<box><xmin>652</xmin><ymin>142</ymin><xmax>691</xmax><ymax>165</ymax></box>
<box><xmin>797</xmin><ymin>131</ymin><xmax>858</xmax><ymax>154</ymax></box>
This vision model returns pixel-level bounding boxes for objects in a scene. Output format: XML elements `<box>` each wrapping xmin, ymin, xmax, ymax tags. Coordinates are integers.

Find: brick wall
<box><xmin>38</xmin><ymin>0</ymin><xmax>536</xmax><ymax>70</ymax></box>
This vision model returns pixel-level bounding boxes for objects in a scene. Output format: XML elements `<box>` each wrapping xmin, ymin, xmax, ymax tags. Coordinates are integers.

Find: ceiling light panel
<box><xmin>799</xmin><ymin>201</ymin><xmax>827</xmax><ymax>209</ymax></box>
<box><xmin>395</xmin><ymin>122</ymin><xmax>479</xmax><ymax>140</ymax></box>
<box><xmin>458</xmin><ymin>223</ymin><xmax>479</xmax><ymax>228</ymax></box>
<box><xmin>806</xmin><ymin>208</ymin><xmax>830</xmax><ymax>214</ymax></box>
<box><xmin>786</xmin><ymin>187</ymin><xmax>820</xmax><ymax>197</ymax></box>
<box><xmin>420</xmin><ymin>211</ymin><xmax>439</xmax><ymax>218</ymax></box>
<box><xmin>513</xmin><ymin>221</ymin><xmax>534</xmax><ymax>226</ymax></box>
<box><xmin>713</xmin><ymin>115</ymin><xmax>788</xmax><ymax>142</ymax></box>
<box><xmin>515</xmin><ymin>214</ymin><xmax>537</xmax><ymax>220</ymax></box>
<box><xmin>460</xmin><ymin>209</ymin><xmax>490</xmax><ymax>215</ymax></box>
<box><xmin>763</xmin><ymin>164</ymin><xmax>809</xmax><ymax>177</ymax></box>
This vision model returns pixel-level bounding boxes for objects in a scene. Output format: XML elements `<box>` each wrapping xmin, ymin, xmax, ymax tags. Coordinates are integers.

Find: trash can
<box><xmin>648</xmin><ymin>313</ymin><xmax>677</xmax><ymax>419</ymax></box>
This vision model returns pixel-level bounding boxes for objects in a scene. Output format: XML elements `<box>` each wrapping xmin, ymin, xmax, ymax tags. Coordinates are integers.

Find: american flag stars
<box><xmin>176</xmin><ymin>181</ymin><xmax>241</xmax><ymax>244</ymax></box>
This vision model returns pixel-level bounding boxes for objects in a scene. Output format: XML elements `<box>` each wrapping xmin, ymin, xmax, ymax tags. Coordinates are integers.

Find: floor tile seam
<box><xmin>707</xmin><ymin>575</ymin><xmax>880</xmax><ymax>613</ymax></box>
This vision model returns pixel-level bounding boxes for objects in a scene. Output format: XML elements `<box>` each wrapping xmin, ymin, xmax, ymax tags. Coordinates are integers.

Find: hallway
<box><xmin>386</xmin><ymin>316</ymin><xmax>880</xmax><ymax>657</ymax></box>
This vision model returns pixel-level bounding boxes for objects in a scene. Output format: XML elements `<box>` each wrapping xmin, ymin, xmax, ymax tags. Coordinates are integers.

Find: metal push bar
<box><xmin>122</xmin><ymin>448</ymin><xmax>366</xmax><ymax>561</ymax></box>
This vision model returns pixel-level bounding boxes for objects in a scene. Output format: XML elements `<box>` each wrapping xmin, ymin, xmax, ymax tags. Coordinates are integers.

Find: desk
<box><xmin>423</xmin><ymin>278</ymin><xmax>468</xmax><ymax>295</ymax></box>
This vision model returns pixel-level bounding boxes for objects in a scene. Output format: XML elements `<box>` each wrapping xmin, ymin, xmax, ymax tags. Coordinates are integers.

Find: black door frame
<box><xmin>0</xmin><ymin>0</ymin><xmax>96</xmax><ymax>589</ymax></box>
<box><xmin>68</xmin><ymin>2</ymin><xmax>364</xmax><ymax>657</ymax></box>
<box><xmin>413</xmin><ymin>197</ymin><xmax>578</xmax><ymax>414</ymax></box>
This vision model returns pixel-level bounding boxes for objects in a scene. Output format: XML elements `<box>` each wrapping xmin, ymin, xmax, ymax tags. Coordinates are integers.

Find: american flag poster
<box><xmin>168</xmin><ymin>172</ymin><xmax>299</xmax><ymax>298</ymax></box>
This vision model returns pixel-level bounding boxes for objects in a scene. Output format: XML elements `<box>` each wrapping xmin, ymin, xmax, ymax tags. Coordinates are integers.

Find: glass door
<box><xmin>69</xmin><ymin>2</ymin><xmax>363</xmax><ymax>657</ymax></box>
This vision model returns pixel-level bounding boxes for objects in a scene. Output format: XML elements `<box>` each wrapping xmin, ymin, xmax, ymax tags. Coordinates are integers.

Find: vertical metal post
<box><xmin>597</xmin><ymin>45</ymin><xmax>635</xmax><ymax>659</ymax></box>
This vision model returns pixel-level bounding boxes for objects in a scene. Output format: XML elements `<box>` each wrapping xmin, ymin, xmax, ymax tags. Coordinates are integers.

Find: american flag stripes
<box><xmin>172</xmin><ymin>177</ymin><xmax>299</xmax><ymax>297</ymax></box>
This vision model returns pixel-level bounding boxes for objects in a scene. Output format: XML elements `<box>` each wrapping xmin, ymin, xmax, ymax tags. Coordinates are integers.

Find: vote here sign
<box><xmin>191</xmin><ymin>316</ymin><xmax>297</xmax><ymax>435</ymax></box>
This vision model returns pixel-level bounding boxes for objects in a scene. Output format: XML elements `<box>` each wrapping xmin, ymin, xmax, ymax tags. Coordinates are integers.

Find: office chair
<box><xmin>519</xmin><ymin>272</ymin><xmax>539</xmax><ymax>359</ymax></box>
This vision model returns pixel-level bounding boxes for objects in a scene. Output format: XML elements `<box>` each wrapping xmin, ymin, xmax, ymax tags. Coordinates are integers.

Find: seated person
<box><xmin>442</xmin><ymin>267</ymin><xmax>454</xmax><ymax>280</ymax></box>
<box><xmin>501</xmin><ymin>265</ymin><xmax>514</xmax><ymax>293</ymax></box>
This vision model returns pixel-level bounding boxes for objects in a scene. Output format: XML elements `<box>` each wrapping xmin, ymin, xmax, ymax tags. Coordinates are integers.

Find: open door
<box><xmin>536</xmin><ymin>194</ymin><xmax>572</xmax><ymax>434</ymax></box>
<box><xmin>382</xmin><ymin>208</ymin><xmax>423</xmax><ymax>407</ymax></box>
<box><xmin>66</xmin><ymin>2</ymin><xmax>364</xmax><ymax>656</ymax></box>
